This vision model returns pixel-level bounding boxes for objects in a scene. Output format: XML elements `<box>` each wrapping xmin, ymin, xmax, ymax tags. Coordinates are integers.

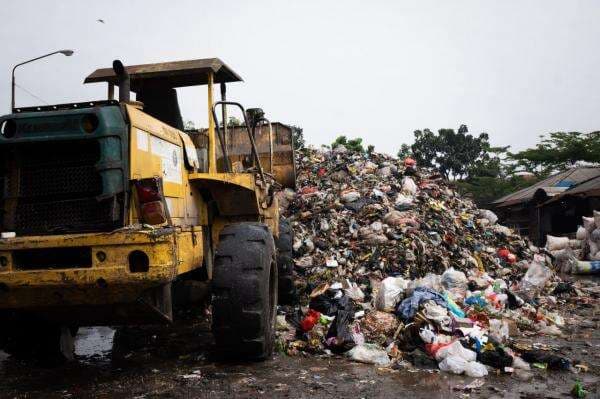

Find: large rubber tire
<box><xmin>1</xmin><ymin>321</ymin><xmax>76</xmax><ymax>363</ymax></box>
<box><xmin>211</xmin><ymin>223</ymin><xmax>277</xmax><ymax>360</ymax></box>
<box><xmin>275</xmin><ymin>218</ymin><xmax>297</xmax><ymax>304</ymax></box>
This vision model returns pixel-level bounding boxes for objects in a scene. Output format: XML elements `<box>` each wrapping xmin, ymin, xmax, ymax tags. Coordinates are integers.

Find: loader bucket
<box><xmin>194</xmin><ymin>123</ymin><xmax>295</xmax><ymax>188</ymax></box>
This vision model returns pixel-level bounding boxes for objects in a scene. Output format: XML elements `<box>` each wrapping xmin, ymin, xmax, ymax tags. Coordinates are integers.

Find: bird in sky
<box><xmin>97</xmin><ymin>19</ymin><xmax>105</xmax><ymax>24</ymax></box>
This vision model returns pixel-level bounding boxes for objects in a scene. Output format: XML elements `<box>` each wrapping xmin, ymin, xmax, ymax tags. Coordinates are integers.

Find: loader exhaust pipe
<box><xmin>112</xmin><ymin>59</ymin><xmax>130</xmax><ymax>103</ymax></box>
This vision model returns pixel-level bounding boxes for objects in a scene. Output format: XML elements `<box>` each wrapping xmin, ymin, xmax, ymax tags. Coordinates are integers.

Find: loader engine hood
<box><xmin>0</xmin><ymin>102</ymin><xmax>128</xmax><ymax>236</ymax></box>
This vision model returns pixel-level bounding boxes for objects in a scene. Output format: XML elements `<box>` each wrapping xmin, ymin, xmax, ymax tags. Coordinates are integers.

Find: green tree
<box><xmin>406</xmin><ymin>126</ymin><xmax>504</xmax><ymax>180</ymax></box>
<box><xmin>509</xmin><ymin>131</ymin><xmax>600</xmax><ymax>174</ymax></box>
<box><xmin>397</xmin><ymin>143</ymin><xmax>411</xmax><ymax>159</ymax></box>
<box><xmin>332</xmin><ymin>135</ymin><xmax>365</xmax><ymax>153</ymax></box>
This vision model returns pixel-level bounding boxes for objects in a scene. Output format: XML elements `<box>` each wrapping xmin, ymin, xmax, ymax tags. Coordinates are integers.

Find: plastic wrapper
<box><xmin>545</xmin><ymin>235</ymin><xmax>569</xmax><ymax>251</ymax></box>
<box><xmin>346</xmin><ymin>344</ymin><xmax>391</xmax><ymax>366</ymax></box>
<box><xmin>375</xmin><ymin>276</ymin><xmax>408</xmax><ymax>312</ymax></box>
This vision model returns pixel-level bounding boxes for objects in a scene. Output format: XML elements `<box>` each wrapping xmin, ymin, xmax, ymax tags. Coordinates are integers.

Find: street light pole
<box><xmin>10</xmin><ymin>49</ymin><xmax>74</xmax><ymax>112</ymax></box>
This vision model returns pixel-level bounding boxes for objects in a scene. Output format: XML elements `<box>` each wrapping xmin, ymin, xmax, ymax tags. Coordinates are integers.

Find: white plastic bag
<box><xmin>441</xmin><ymin>267</ymin><xmax>468</xmax><ymax>291</ymax></box>
<box><xmin>346</xmin><ymin>344</ymin><xmax>391</xmax><ymax>366</ymax></box>
<box><xmin>479</xmin><ymin>209</ymin><xmax>498</xmax><ymax>225</ymax></box>
<box><xmin>343</xmin><ymin>279</ymin><xmax>365</xmax><ymax>302</ymax></box>
<box><xmin>583</xmin><ymin>216</ymin><xmax>596</xmax><ymax>232</ymax></box>
<box><xmin>401</xmin><ymin>177</ymin><xmax>417</xmax><ymax>195</ymax></box>
<box><xmin>464</xmin><ymin>361</ymin><xmax>488</xmax><ymax>377</ymax></box>
<box><xmin>489</xmin><ymin>319</ymin><xmax>509</xmax><ymax>342</ymax></box>
<box><xmin>375</xmin><ymin>277</ymin><xmax>408</xmax><ymax>312</ymax></box>
<box><xmin>438</xmin><ymin>355</ymin><xmax>468</xmax><ymax>374</ymax></box>
<box><xmin>519</xmin><ymin>262</ymin><xmax>552</xmax><ymax>296</ymax></box>
<box><xmin>576</xmin><ymin>226</ymin><xmax>588</xmax><ymax>240</ymax></box>
<box><xmin>545</xmin><ymin>235</ymin><xmax>569</xmax><ymax>251</ymax></box>
<box><xmin>434</xmin><ymin>341</ymin><xmax>476</xmax><ymax>362</ymax></box>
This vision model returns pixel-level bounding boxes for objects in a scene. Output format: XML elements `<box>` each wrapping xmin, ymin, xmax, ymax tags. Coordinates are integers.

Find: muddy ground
<box><xmin>1</xmin><ymin>292</ymin><xmax>599</xmax><ymax>398</ymax></box>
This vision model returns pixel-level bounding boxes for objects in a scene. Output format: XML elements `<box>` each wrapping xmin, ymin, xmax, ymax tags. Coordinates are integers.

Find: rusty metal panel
<box><xmin>84</xmin><ymin>58</ymin><xmax>243</xmax><ymax>89</ymax></box>
<box><xmin>211</xmin><ymin>122</ymin><xmax>296</xmax><ymax>188</ymax></box>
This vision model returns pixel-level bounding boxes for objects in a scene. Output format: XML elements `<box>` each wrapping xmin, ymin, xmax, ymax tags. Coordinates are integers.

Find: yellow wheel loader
<box><xmin>0</xmin><ymin>58</ymin><xmax>296</xmax><ymax>361</ymax></box>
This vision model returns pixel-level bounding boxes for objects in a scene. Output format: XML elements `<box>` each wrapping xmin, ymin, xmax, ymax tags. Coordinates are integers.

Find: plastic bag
<box><xmin>583</xmin><ymin>216</ymin><xmax>596</xmax><ymax>232</ymax></box>
<box><xmin>310</xmin><ymin>293</ymin><xmax>352</xmax><ymax>316</ymax></box>
<box><xmin>464</xmin><ymin>361</ymin><xmax>488</xmax><ymax>377</ymax></box>
<box><xmin>590</xmin><ymin>228</ymin><xmax>600</xmax><ymax>243</ymax></box>
<box><xmin>438</xmin><ymin>355</ymin><xmax>468</xmax><ymax>374</ymax></box>
<box><xmin>401</xmin><ymin>176</ymin><xmax>417</xmax><ymax>195</ymax></box>
<box><xmin>435</xmin><ymin>340</ymin><xmax>476</xmax><ymax>362</ymax></box>
<box><xmin>479</xmin><ymin>209</ymin><xmax>498</xmax><ymax>225</ymax></box>
<box><xmin>346</xmin><ymin>344</ymin><xmax>391</xmax><ymax>366</ymax></box>
<box><xmin>441</xmin><ymin>267</ymin><xmax>467</xmax><ymax>291</ymax></box>
<box><xmin>326</xmin><ymin>310</ymin><xmax>358</xmax><ymax>352</ymax></box>
<box><xmin>343</xmin><ymin>279</ymin><xmax>365</xmax><ymax>302</ymax></box>
<box><xmin>407</xmin><ymin>273</ymin><xmax>442</xmax><ymax>293</ymax></box>
<box><xmin>576</xmin><ymin>226</ymin><xmax>588</xmax><ymax>240</ymax></box>
<box><xmin>375</xmin><ymin>276</ymin><xmax>408</xmax><ymax>312</ymax></box>
<box><xmin>489</xmin><ymin>319</ymin><xmax>509</xmax><ymax>342</ymax></box>
<box><xmin>546</xmin><ymin>235</ymin><xmax>569</xmax><ymax>251</ymax></box>
<box><xmin>519</xmin><ymin>262</ymin><xmax>552</xmax><ymax>296</ymax></box>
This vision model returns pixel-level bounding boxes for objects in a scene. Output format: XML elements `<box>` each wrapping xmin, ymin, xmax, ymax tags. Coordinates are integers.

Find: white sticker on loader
<box><xmin>136</xmin><ymin>129</ymin><xmax>149</xmax><ymax>151</ymax></box>
<box><xmin>150</xmin><ymin>135</ymin><xmax>183</xmax><ymax>184</ymax></box>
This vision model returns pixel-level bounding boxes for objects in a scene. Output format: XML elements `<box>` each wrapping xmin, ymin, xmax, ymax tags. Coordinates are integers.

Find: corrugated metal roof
<box><xmin>542</xmin><ymin>175</ymin><xmax>600</xmax><ymax>205</ymax></box>
<box><xmin>84</xmin><ymin>58</ymin><xmax>243</xmax><ymax>90</ymax></box>
<box><xmin>493</xmin><ymin>167</ymin><xmax>600</xmax><ymax>207</ymax></box>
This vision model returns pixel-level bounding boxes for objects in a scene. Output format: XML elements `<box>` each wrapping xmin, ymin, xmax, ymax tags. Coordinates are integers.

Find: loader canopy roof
<box><xmin>84</xmin><ymin>58</ymin><xmax>242</xmax><ymax>90</ymax></box>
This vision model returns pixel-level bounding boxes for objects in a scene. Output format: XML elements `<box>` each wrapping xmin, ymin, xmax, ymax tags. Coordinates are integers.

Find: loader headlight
<box><xmin>1</xmin><ymin>119</ymin><xmax>16</xmax><ymax>138</ymax></box>
<box><xmin>81</xmin><ymin>114</ymin><xmax>99</xmax><ymax>133</ymax></box>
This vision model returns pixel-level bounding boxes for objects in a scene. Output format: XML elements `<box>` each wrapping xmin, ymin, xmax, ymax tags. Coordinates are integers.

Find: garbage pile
<box><xmin>276</xmin><ymin>145</ymin><xmax>581</xmax><ymax>377</ymax></box>
<box><xmin>549</xmin><ymin>211</ymin><xmax>600</xmax><ymax>275</ymax></box>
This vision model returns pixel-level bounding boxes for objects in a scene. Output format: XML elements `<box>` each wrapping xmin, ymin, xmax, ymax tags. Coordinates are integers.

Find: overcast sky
<box><xmin>1</xmin><ymin>0</ymin><xmax>599</xmax><ymax>154</ymax></box>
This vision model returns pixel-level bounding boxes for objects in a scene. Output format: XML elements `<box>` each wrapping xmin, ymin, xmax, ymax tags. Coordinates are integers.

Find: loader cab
<box><xmin>84</xmin><ymin>58</ymin><xmax>295</xmax><ymax>187</ymax></box>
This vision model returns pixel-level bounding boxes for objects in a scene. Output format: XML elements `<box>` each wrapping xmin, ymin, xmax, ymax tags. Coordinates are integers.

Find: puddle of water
<box><xmin>75</xmin><ymin>326</ymin><xmax>115</xmax><ymax>360</ymax></box>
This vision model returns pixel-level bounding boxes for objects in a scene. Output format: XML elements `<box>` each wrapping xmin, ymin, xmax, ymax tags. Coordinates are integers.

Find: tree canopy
<box><xmin>509</xmin><ymin>131</ymin><xmax>600</xmax><ymax>175</ymax></box>
<box><xmin>399</xmin><ymin>126</ymin><xmax>507</xmax><ymax>180</ymax></box>
<box><xmin>332</xmin><ymin>135</ymin><xmax>366</xmax><ymax>153</ymax></box>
